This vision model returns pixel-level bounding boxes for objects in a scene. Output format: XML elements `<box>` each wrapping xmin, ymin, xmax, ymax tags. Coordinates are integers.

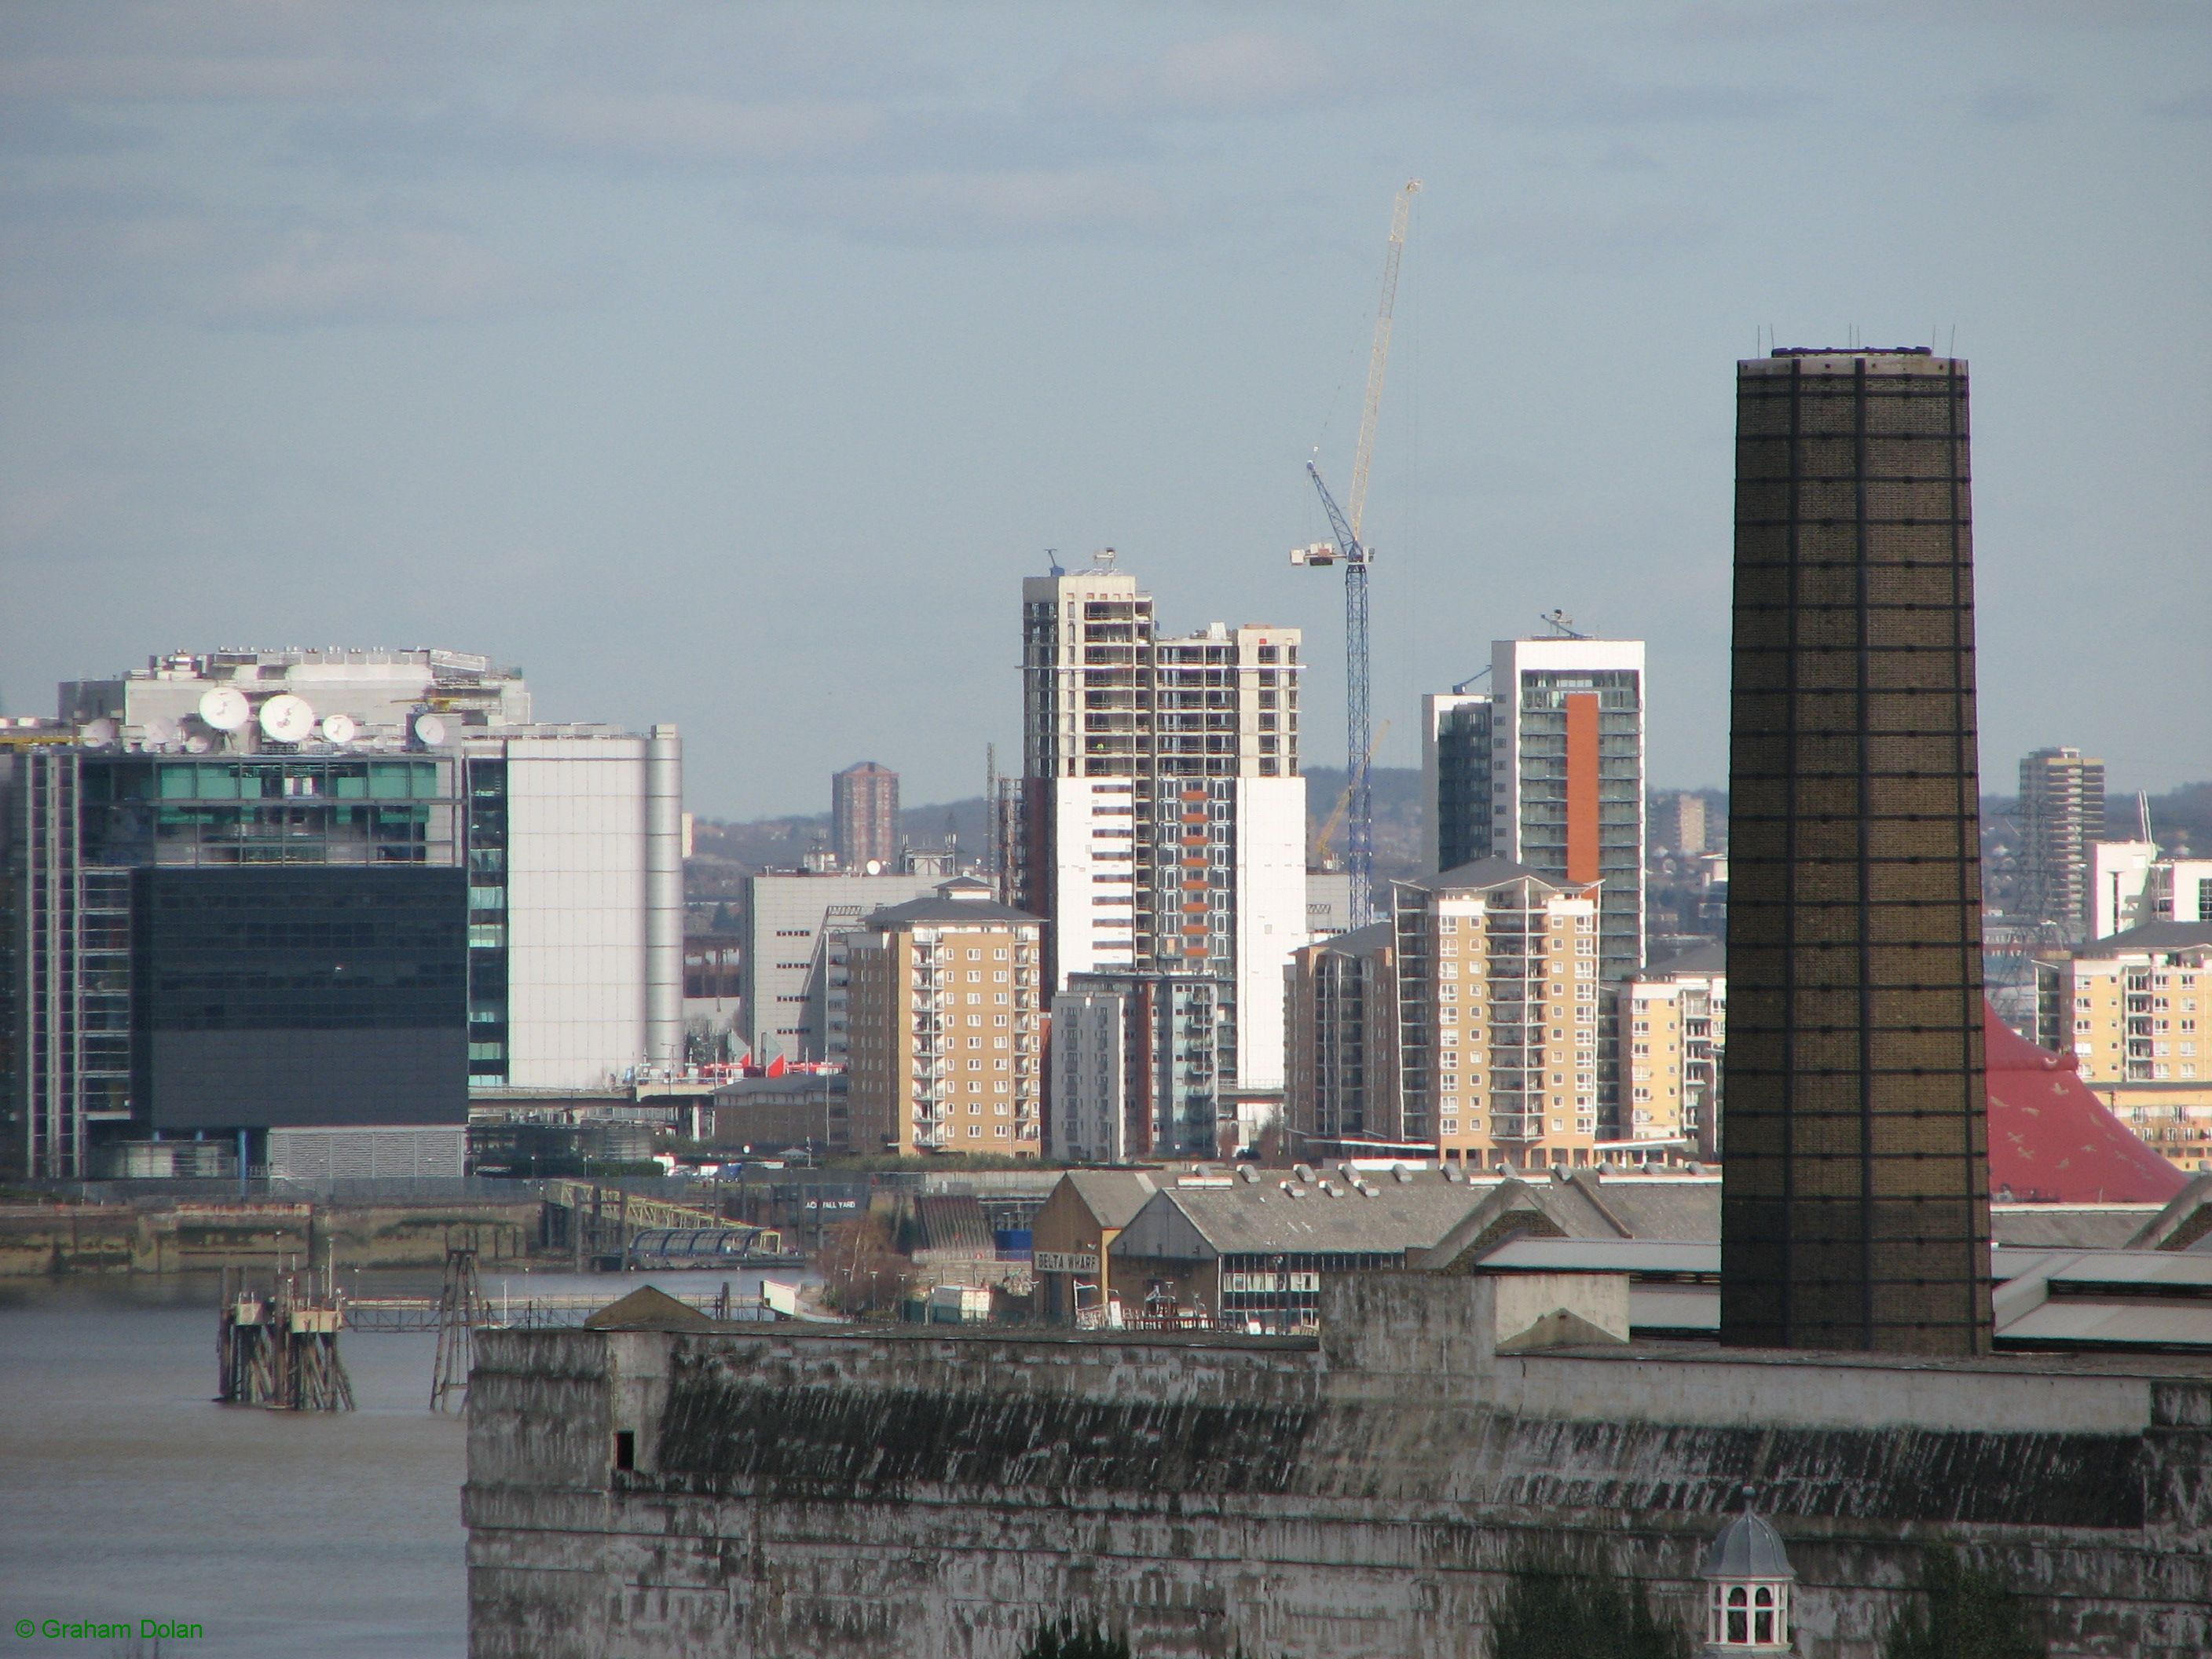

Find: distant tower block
<box><xmin>1721</xmin><ymin>348</ymin><xmax>1993</xmax><ymax>1357</ymax></box>
<box><xmin>832</xmin><ymin>762</ymin><xmax>899</xmax><ymax>870</ymax></box>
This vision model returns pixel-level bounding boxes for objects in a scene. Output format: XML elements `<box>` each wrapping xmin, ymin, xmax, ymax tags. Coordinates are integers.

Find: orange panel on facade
<box><xmin>1566</xmin><ymin>691</ymin><xmax>1600</xmax><ymax>887</ymax></box>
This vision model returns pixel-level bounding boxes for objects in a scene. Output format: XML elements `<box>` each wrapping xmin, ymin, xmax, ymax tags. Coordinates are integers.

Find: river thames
<box><xmin>0</xmin><ymin>1269</ymin><xmax>775</xmax><ymax>1657</ymax></box>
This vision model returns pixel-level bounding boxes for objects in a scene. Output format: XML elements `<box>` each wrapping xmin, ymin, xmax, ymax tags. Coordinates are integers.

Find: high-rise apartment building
<box><xmin>1423</xmin><ymin>639</ymin><xmax>1646</xmax><ymax>1134</ymax></box>
<box><xmin>1016</xmin><ymin>554</ymin><xmax>1307</xmax><ymax>1121</ymax></box>
<box><xmin>2035</xmin><ymin>922</ymin><xmax>2211</xmax><ymax>1088</ymax></box>
<box><xmin>1654</xmin><ymin>792</ymin><xmax>1709</xmax><ymax>857</ymax></box>
<box><xmin>1392</xmin><ymin>857</ymin><xmax>1603</xmax><ymax>1167</ymax></box>
<box><xmin>2034</xmin><ymin>922</ymin><xmax>2212</xmax><ymax>1172</ymax></box>
<box><xmin>831</xmin><ymin>761</ymin><xmax>899</xmax><ymax>871</ymax></box>
<box><xmin>1620</xmin><ymin>944</ymin><xmax>1726</xmax><ymax>1158</ymax></box>
<box><xmin>1721</xmin><ymin>347</ymin><xmax>1992</xmax><ymax>1357</ymax></box>
<box><xmin>1423</xmin><ymin>639</ymin><xmax>1646</xmax><ymax>980</ymax></box>
<box><xmin>843</xmin><ymin>878</ymin><xmax>1044</xmax><ymax>1155</ymax></box>
<box><xmin>1284</xmin><ymin>920</ymin><xmax>1404</xmax><ymax>1155</ymax></box>
<box><xmin>3</xmin><ymin>649</ymin><xmax>683</xmax><ymax>1178</ymax></box>
<box><xmin>2019</xmin><ymin>747</ymin><xmax>2106</xmax><ymax>939</ymax></box>
<box><xmin>737</xmin><ymin>849</ymin><xmax>954</xmax><ymax>1065</ymax></box>
<box><xmin>1049</xmin><ymin>972</ymin><xmax>1223</xmax><ymax>1163</ymax></box>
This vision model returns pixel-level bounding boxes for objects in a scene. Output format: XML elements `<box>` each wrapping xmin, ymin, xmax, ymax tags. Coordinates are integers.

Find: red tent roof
<box><xmin>1983</xmin><ymin>1002</ymin><xmax>2186</xmax><ymax>1204</ymax></box>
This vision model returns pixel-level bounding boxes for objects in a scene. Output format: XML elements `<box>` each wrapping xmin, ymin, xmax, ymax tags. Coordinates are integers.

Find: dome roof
<box><xmin>1702</xmin><ymin>1509</ymin><xmax>1796</xmax><ymax>1581</ymax></box>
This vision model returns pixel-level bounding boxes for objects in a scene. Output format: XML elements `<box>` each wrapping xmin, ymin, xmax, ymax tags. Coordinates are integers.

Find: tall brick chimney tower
<box><xmin>1720</xmin><ymin>347</ymin><xmax>1993</xmax><ymax>1355</ymax></box>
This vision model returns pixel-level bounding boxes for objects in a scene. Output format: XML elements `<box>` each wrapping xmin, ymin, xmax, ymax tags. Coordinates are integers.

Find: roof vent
<box><xmin>1551</xmin><ymin>1166</ymin><xmax>1571</xmax><ymax>1184</ymax></box>
<box><xmin>1392</xmin><ymin>1163</ymin><xmax>1413</xmax><ymax>1184</ymax></box>
<box><xmin>1237</xmin><ymin>1164</ymin><xmax>1259</xmax><ymax>1183</ymax></box>
<box><xmin>1442</xmin><ymin>1166</ymin><xmax>1465</xmax><ymax>1184</ymax></box>
<box><xmin>1291</xmin><ymin>1163</ymin><xmax>1314</xmax><ymax>1183</ymax></box>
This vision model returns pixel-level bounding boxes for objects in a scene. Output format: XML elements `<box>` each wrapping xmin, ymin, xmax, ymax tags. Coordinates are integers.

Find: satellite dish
<box><xmin>259</xmin><ymin>694</ymin><xmax>316</xmax><ymax>744</ymax></box>
<box><xmin>319</xmin><ymin>713</ymin><xmax>357</xmax><ymax>745</ymax></box>
<box><xmin>864</xmin><ymin>859</ymin><xmax>883</xmax><ymax>876</ymax></box>
<box><xmin>185</xmin><ymin>734</ymin><xmax>212</xmax><ymax>754</ymax></box>
<box><xmin>411</xmin><ymin>712</ymin><xmax>447</xmax><ymax>748</ymax></box>
<box><xmin>79</xmin><ymin>718</ymin><xmax>117</xmax><ymax>749</ymax></box>
<box><xmin>141</xmin><ymin>716</ymin><xmax>181</xmax><ymax>748</ymax></box>
<box><xmin>198</xmin><ymin>687</ymin><xmax>250</xmax><ymax>731</ymax></box>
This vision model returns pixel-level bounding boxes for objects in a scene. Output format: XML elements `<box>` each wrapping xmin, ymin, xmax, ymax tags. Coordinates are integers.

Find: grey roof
<box><xmin>1703</xmin><ymin>1510</ymin><xmax>1796</xmax><ymax>1581</ymax></box>
<box><xmin>2082</xmin><ymin>921</ymin><xmax>2212</xmax><ymax>955</ymax></box>
<box><xmin>1990</xmin><ymin>1207</ymin><xmax>2161</xmax><ymax>1251</ymax></box>
<box><xmin>1419</xmin><ymin>1174</ymin><xmax>1723</xmax><ymax>1269</ymax></box>
<box><xmin>1057</xmin><ymin>1170</ymin><xmax>1159</xmax><ymax>1231</ymax></box>
<box><xmin>1112</xmin><ymin>1170</ymin><xmax>1489</xmax><ymax>1262</ymax></box>
<box><xmin>1643</xmin><ymin>941</ymin><xmax>1726</xmax><ymax>976</ymax></box>
<box><xmin>1407</xmin><ymin>855</ymin><xmax>1558</xmax><ymax>894</ymax></box>
<box><xmin>862</xmin><ymin>891</ymin><xmax>1041</xmax><ymax>928</ymax></box>
<box><xmin>1313</xmin><ymin>919</ymin><xmax>1394</xmax><ymax>957</ymax></box>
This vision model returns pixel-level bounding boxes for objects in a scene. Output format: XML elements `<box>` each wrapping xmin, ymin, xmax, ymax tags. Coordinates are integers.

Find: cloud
<box><xmin>2148</xmin><ymin>87</ymin><xmax>2212</xmax><ymax>117</ymax></box>
<box><xmin>1042</xmin><ymin>31</ymin><xmax>1335</xmax><ymax>118</ymax></box>
<box><xmin>0</xmin><ymin>0</ymin><xmax>467</xmax><ymax>104</ymax></box>
<box><xmin>773</xmin><ymin>169</ymin><xmax>1175</xmax><ymax>246</ymax></box>
<box><xmin>513</xmin><ymin>90</ymin><xmax>888</xmax><ymax>167</ymax></box>
<box><xmin>0</xmin><ymin>189</ymin><xmax>561</xmax><ymax>325</ymax></box>
<box><xmin>1972</xmin><ymin>84</ymin><xmax>2058</xmax><ymax>123</ymax></box>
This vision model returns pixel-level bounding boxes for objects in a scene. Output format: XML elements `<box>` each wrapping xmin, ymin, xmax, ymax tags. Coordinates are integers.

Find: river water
<box><xmin>0</xmin><ymin>1268</ymin><xmax>786</xmax><ymax>1658</ymax></box>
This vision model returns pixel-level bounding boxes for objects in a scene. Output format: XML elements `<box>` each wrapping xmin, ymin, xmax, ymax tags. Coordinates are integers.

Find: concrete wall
<box><xmin>464</xmin><ymin>1274</ymin><xmax>2211</xmax><ymax>1659</ymax></box>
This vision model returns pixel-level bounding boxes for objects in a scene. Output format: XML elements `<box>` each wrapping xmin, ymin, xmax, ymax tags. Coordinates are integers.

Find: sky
<box><xmin>1</xmin><ymin>2</ymin><xmax>2207</xmax><ymax>818</ymax></box>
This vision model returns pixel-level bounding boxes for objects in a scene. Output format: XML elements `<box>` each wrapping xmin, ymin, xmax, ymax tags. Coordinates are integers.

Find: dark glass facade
<box><xmin>1721</xmin><ymin>349</ymin><xmax>1993</xmax><ymax>1356</ymax></box>
<box><xmin>1432</xmin><ymin>699</ymin><xmax>1492</xmax><ymax>874</ymax></box>
<box><xmin>132</xmin><ymin>866</ymin><xmax>467</xmax><ymax>1130</ymax></box>
<box><xmin>79</xmin><ymin>756</ymin><xmax>457</xmax><ymax>867</ymax></box>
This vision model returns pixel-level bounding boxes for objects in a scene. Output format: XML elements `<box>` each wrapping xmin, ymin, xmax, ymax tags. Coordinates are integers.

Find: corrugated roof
<box><xmin>1112</xmin><ymin>1171</ymin><xmax>1488</xmax><ymax>1261</ymax></box>
<box><xmin>1990</xmin><ymin>1207</ymin><xmax>2161</xmax><ymax>1251</ymax></box>
<box><xmin>1058</xmin><ymin>1170</ymin><xmax>1158</xmax><ymax>1230</ymax></box>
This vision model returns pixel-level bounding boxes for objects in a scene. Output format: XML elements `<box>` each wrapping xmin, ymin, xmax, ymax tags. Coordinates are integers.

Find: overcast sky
<box><xmin>2</xmin><ymin>2</ymin><xmax>2206</xmax><ymax>816</ymax></box>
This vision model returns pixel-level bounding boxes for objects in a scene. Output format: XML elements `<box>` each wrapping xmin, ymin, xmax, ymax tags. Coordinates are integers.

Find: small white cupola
<box><xmin>1701</xmin><ymin>1492</ymin><xmax>1796</xmax><ymax>1654</ymax></box>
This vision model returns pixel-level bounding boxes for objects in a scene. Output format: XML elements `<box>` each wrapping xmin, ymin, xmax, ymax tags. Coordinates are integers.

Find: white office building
<box><xmin>738</xmin><ymin>849</ymin><xmax>958</xmax><ymax>1064</ymax></box>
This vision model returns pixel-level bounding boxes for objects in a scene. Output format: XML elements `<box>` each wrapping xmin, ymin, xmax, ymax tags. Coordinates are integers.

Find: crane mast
<box><xmin>1294</xmin><ymin>179</ymin><xmax>1419</xmax><ymax>928</ymax></box>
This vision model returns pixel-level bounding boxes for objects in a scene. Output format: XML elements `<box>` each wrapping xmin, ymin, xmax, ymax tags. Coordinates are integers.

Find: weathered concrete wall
<box><xmin>464</xmin><ymin>1274</ymin><xmax>2212</xmax><ymax>1659</ymax></box>
<box><xmin>0</xmin><ymin>1199</ymin><xmax>546</xmax><ymax>1275</ymax></box>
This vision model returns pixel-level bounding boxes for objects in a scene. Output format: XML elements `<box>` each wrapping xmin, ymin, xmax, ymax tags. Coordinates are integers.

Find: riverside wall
<box><xmin>0</xmin><ymin>1199</ymin><xmax>545</xmax><ymax>1275</ymax></box>
<box><xmin>463</xmin><ymin>1275</ymin><xmax>2212</xmax><ymax>1659</ymax></box>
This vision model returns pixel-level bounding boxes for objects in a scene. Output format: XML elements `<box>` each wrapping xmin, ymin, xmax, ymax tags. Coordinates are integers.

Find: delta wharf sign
<box><xmin>1033</xmin><ymin>1251</ymin><xmax>1099</xmax><ymax>1275</ymax></box>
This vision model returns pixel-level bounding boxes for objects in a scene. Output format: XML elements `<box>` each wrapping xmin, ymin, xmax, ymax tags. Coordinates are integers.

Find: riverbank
<box><xmin>0</xmin><ymin>1197</ymin><xmax>550</xmax><ymax>1276</ymax></box>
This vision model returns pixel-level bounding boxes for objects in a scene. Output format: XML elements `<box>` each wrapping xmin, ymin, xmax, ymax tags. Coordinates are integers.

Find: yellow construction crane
<box><xmin>1313</xmin><ymin>719</ymin><xmax>1391</xmax><ymax>866</ymax></box>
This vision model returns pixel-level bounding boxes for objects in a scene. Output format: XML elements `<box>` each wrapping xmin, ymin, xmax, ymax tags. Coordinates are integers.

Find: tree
<box><xmin>1881</xmin><ymin>1547</ymin><xmax>2042</xmax><ymax>1659</ymax></box>
<box><xmin>818</xmin><ymin>1210</ymin><xmax>912</xmax><ymax>1317</ymax></box>
<box><xmin>1018</xmin><ymin>1614</ymin><xmax>1130</xmax><ymax>1659</ymax></box>
<box><xmin>1489</xmin><ymin>1557</ymin><xmax>1692</xmax><ymax>1659</ymax></box>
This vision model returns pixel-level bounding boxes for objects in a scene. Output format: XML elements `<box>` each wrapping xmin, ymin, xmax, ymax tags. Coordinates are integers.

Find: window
<box><xmin>613</xmin><ymin>1430</ymin><xmax>635</xmax><ymax>1472</ymax></box>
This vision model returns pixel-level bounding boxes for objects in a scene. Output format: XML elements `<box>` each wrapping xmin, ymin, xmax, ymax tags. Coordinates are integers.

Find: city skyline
<box><xmin>2</xmin><ymin>5</ymin><xmax>2207</xmax><ymax>817</ymax></box>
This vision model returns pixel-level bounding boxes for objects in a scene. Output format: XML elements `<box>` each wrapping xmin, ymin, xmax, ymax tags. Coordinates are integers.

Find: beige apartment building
<box><xmin>842</xmin><ymin>878</ymin><xmax>1046</xmax><ymax>1156</ymax></box>
<box><xmin>1619</xmin><ymin>944</ymin><xmax>1726</xmax><ymax>1159</ymax></box>
<box><xmin>2035</xmin><ymin>921</ymin><xmax>2212</xmax><ymax>1168</ymax></box>
<box><xmin>1392</xmin><ymin>857</ymin><xmax>1602</xmax><ymax>1170</ymax></box>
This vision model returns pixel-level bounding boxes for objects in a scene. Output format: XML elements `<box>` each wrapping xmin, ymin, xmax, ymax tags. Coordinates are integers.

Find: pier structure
<box><xmin>215</xmin><ymin>1263</ymin><xmax>355</xmax><ymax>1412</ymax></box>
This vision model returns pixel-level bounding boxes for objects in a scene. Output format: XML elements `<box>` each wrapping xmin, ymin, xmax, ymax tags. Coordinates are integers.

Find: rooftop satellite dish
<box><xmin>259</xmin><ymin>694</ymin><xmax>315</xmax><ymax>744</ymax></box>
<box><xmin>320</xmin><ymin>713</ymin><xmax>357</xmax><ymax>745</ymax></box>
<box><xmin>141</xmin><ymin>716</ymin><xmax>181</xmax><ymax>748</ymax></box>
<box><xmin>198</xmin><ymin>687</ymin><xmax>249</xmax><ymax>731</ymax></box>
<box><xmin>864</xmin><ymin>859</ymin><xmax>883</xmax><ymax>876</ymax></box>
<box><xmin>185</xmin><ymin>734</ymin><xmax>212</xmax><ymax>754</ymax></box>
<box><xmin>79</xmin><ymin>718</ymin><xmax>117</xmax><ymax>749</ymax></box>
<box><xmin>411</xmin><ymin>712</ymin><xmax>447</xmax><ymax>748</ymax></box>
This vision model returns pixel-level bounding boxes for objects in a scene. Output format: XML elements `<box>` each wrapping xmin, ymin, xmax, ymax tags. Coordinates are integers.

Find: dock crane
<box><xmin>1293</xmin><ymin>179</ymin><xmax>1420</xmax><ymax>928</ymax></box>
